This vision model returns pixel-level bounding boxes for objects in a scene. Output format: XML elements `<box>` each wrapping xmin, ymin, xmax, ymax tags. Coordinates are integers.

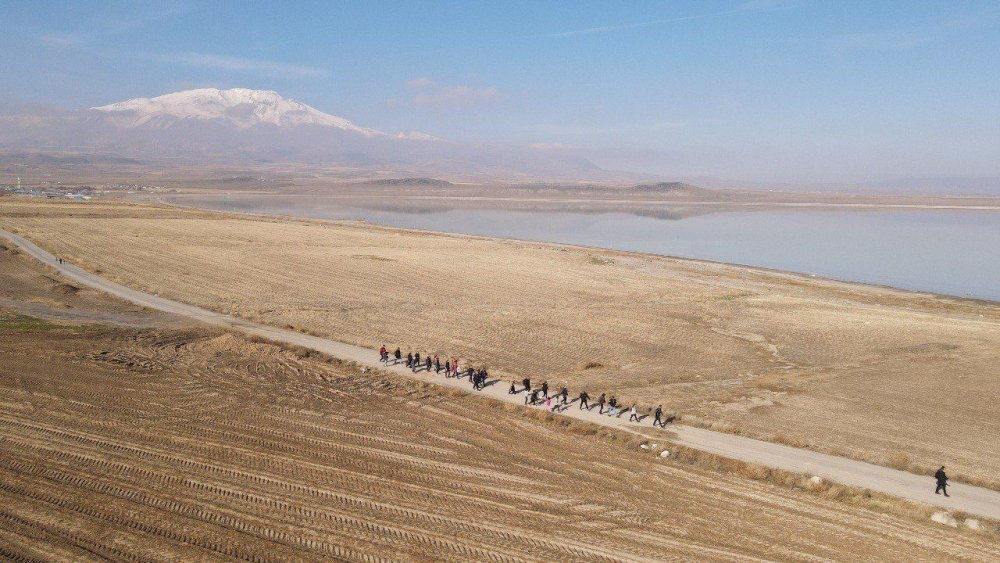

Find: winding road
<box><xmin>3</xmin><ymin>227</ymin><xmax>999</xmax><ymax>522</ymax></box>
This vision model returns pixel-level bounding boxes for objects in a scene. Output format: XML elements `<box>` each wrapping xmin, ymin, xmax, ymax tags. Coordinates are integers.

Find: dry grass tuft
<box><xmin>588</xmin><ymin>254</ymin><xmax>614</xmax><ymax>265</ymax></box>
<box><xmin>888</xmin><ymin>451</ymin><xmax>912</xmax><ymax>470</ymax></box>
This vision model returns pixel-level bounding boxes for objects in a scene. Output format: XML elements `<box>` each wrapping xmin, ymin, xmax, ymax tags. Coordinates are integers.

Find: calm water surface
<box><xmin>161</xmin><ymin>194</ymin><xmax>1000</xmax><ymax>302</ymax></box>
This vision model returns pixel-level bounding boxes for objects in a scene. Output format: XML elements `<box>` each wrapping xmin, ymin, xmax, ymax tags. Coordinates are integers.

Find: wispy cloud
<box><xmin>538</xmin><ymin>10</ymin><xmax>741</xmax><ymax>39</ymax></box>
<box><xmin>405</xmin><ymin>77</ymin><xmax>436</xmax><ymax>89</ymax></box>
<box><xmin>99</xmin><ymin>3</ymin><xmax>190</xmax><ymax>34</ymax></box>
<box><xmin>413</xmin><ymin>85</ymin><xmax>499</xmax><ymax>106</ymax></box>
<box><xmin>150</xmin><ymin>52</ymin><xmax>328</xmax><ymax>79</ymax></box>
<box><xmin>531</xmin><ymin>121</ymin><xmax>686</xmax><ymax>136</ymax></box>
<box><xmin>406</xmin><ymin>78</ymin><xmax>500</xmax><ymax>107</ymax></box>
<box><xmin>529</xmin><ymin>143</ymin><xmax>579</xmax><ymax>150</ymax></box>
<box><xmin>39</xmin><ymin>2</ymin><xmax>189</xmax><ymax>47</ymax></box>
<box><xmin>830</xmin><ymin>28</ymin><xmax>930</xmax><ymax>51</ymax></box>
<box><xmin>535</xmin><ymin>1</ymin><xmax>792</xmax><ymax>39</ymax></box>
<box><xmin>40</xmin><ymin>33</ymin><xmax>85</xmax><ymax>47</ymax></box>
<box><xmin>830</xmin><ymin>5</ymin><xmax>1000</xmax><ymax>51</ymax></box>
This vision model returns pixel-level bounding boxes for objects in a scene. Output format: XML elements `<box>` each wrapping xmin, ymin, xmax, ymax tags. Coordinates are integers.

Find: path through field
<box><xmin>4</xmin><ymin>227</ymin><xmax>999</xmax><ymax>521</ymax></box>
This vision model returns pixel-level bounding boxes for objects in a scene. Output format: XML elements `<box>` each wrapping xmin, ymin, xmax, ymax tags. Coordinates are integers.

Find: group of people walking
<box><xmin>511</xmin><ymin>378</ymin><xmax>669</xmax><ymax>428</ymax></box>
<box><xmin>378</xmin><ymin>345</ymin><xmax>671</xmax><ymax>428</ymax></box>
<box><xmin>380</xmin><ymin>346</ymin><xmax>490</xmax><ymax>390</ymax></box>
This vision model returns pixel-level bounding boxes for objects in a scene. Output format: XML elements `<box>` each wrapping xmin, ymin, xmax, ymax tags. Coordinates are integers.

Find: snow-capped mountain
<box><xmin>0</xmin><ymin>88</ymin><xmax>605</xmax><ymax>179</ymax></box>
<box><xmin>91</xmin><ymin>88</ymin><xmax>383</xmax><ymax>135</ymax></box>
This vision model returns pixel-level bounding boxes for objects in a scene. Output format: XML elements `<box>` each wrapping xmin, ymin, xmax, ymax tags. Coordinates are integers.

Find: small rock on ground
<box><xmin>931</xmin><ymin>511</ymin><xmax>958</xmax><ymax>527</ymax></box>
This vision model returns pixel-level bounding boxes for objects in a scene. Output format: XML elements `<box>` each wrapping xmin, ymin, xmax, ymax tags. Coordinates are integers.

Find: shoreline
<box><xmin>155</xmin><ymin>190</ymin><xmax>1000</xmax><ymax>211</ymax></box>
<box><xmin>145</xmin><ymin>194</ymin><xmax>1000</xmax><ymax>309</ymax></box>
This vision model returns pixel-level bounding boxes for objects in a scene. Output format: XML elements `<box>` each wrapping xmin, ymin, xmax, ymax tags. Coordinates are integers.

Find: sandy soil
<box><xmin>3</xmin><ymin>198</ymin><xmax>999</xmax><ymax>489</ymax></box>
<box><xmin>1</xmin><ymin>252</ymin><xmax>996</xmax><ymax>560</ymax></box>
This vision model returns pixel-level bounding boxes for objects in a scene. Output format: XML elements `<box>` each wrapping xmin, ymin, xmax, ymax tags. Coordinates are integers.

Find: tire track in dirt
<box><xmin>2</xmin><ymin>301</ymin><xmax>998</xmax><ymax>560</ymax></box>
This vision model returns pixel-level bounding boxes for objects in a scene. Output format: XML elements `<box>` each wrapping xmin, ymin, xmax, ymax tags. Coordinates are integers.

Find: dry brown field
<box><xmin>0</xmin><ymin>244</ymin><xmax>997</xmax><ymax>561</ymax></box>
<box><xmin>3</xmin><ymin>198</ymin><xmax>999</xmax><ymax>490</ymax></box>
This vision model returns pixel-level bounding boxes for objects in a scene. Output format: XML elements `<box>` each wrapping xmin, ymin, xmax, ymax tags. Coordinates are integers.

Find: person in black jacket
<box><xmin>935</xmin><ymin>466</ymin><xmax>949</xmax><ymax>497</ymax></box>
<box><xmin>579</xmin><ymin>391</ymin><xmax>590</xmax><ymax>410</ymax></box>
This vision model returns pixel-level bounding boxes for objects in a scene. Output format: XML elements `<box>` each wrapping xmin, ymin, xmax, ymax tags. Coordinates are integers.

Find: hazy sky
<box><xmin>1</xmin><ymin>0</ymin><xmax>998</xmax><ymax>184</ymax></box>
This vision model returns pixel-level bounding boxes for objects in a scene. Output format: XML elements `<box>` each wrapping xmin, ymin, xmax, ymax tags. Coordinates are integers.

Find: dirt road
<box><xmin>4</xmin><ymin>227</ymin><xmax>999</xmax><ymax>521</ymax></box>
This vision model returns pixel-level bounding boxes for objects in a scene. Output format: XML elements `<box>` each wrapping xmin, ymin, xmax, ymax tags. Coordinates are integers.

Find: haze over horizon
<box><xmin>2</xmin><ymin>0</ymin><xmax>999</xmax><ymax>187</ymax></box>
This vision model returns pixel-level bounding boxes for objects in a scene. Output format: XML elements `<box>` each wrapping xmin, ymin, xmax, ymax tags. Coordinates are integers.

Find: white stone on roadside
<box><xmin>931</xmin><ymin>511</ymin><xmax>958</xmax><ymax>527</ymax></box>
<box><xmin>640</xmin><ymin>444</ymin><xmax>650</xmax><ymax>450</ymax></box>
<box><xmin>964</xmin><ymin>519</ymin><xmax>982</xmax><ymax>531</ymax></box>
<box><xmin>651</xmin><ymin>443</ymin><xmax>658</xmax><ymax>448</ymax></box>
<box><xmin>808</xmin><ymin>476</ymin><xmax>823</xmax><ymax>487</ymax></box>
<box><xmin>660</xmin><ymin>450</ymin><xmax>670</xmax><ymax>458</ymax></box>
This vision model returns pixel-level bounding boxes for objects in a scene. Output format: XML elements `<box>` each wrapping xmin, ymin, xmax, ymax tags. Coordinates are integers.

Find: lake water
<box><xmin>159</xmin><ymin>194</ymin><xmax>1000</xmax><ymax>302</ymax></box>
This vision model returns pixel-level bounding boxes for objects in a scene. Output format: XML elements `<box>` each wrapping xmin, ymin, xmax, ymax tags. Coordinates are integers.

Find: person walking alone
<box><xmin>653</xmin><ymin>405</ymin><xmax>664</xmax><ymax>428</ymax></box>
<box><xmin>935</xmin><ymin>466</ymin><xmax>950</xmax><ymax>497</ymax></box>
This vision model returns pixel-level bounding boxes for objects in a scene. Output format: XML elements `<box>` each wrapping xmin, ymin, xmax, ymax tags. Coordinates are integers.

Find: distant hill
<box><xmin>362</xmin><ymin>177</ymin><xmax>454</xmax><ymax>187</ymax></box>
<box><xmin>626</xmin><ymin>182</ymin><xmax>724</xmax><ymax>199</ymax></box>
